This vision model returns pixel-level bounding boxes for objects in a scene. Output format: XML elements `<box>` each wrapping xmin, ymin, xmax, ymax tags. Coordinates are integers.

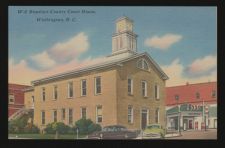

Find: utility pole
<box><xmin>176</xmin><ymin>97</ymin><xmax>181</xmax><ymax>136</ymax></box>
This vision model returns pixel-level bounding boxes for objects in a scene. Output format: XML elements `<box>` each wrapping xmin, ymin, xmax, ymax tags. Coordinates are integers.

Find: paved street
<box><xmin>165</xmin><ymin>129</ymin><xmax>217</xmax><ymax>139</ymax></box>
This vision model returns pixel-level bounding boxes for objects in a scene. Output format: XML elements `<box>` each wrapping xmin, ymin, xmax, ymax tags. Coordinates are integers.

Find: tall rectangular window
<box><xmin>61</xmin><ymin>108</ymin><xmax>65</xmax><ymax>121</ymax></box>
<box><xmin>53</xmin><ymin>85</ymin><xmax>58</xmax><ymax>100</ymax></box>
<box><xmin>53</xmin><ymin>110</ymin><xmax>57</xmax><ymax>122</ymax></box>
<box><xmin>155</xmin><ymin>108</ymin><xmax>159</xmax><ymax>123</ymax></box>
<box><xmin>42</xmin><ymin>87</ymin><xmax>45</xmax><ymax>101</ymax></box>
<box><xmin>81</xmin><ymin>79</ymin><xmax>87</xmax><ymax>96</ymax></box>
<box><xmin>68</xmin><ymin>82</ymin><xmax>73</xmax><ymax>98</ymax></box>
<box><xmin>68</xmin><ymin>108</ymin><xmax>73</xmax><ymax>125</ymax></box>
<box><xmin>81</xmin><ymin>107</ymin><xmax>87</xmax><ymax>119</ymax></box>
<box><xmin>41</xmin><ymin>111</ymin><xmax>45</xmax><ymax>125</ymax></box>
<box><xmin>32</xmin><ymin>96</ymin><xmax>35</xmax><ymax>103</ymax></box>
<box><xmin>95</xmin><ymin>77</ymin><xmax>101</xmax><ymax>95</ymax></box>
<box><xmin>128</xmin><ymin>105</ymin><xmax>133</xmax><ymax>123</ymax></box>
<box><xmin>155</xmin><ymin>84</ymin><xmax>159</xmax><ymax>99</ymax></box>
<box><xmin>96</xmin><ymin>106</ymin><xmax>102</xmax><ymax>123</ymax></box>
<box><xmin>9</xmin><ymin>94</ymin><xmax>15</xmax><ymax>104</ymax></box>
<box><xmin>128</xmin><ymin>78</ymin><xmax>133</xmax><ymax>95</ymax></box>
<box><xmin>212</xmin><ymin>90</ymin><xmax>216</xmax><ymax>98</ymax></box>
<box><xmin>196</xmin><ymin>92</ymin><xmax>200</xmax><ymax>99</ymax></box>
<box><xmin>141</xmin><ymin>81</ymin><xmax>147</xmax><ymax>97</ymax></box>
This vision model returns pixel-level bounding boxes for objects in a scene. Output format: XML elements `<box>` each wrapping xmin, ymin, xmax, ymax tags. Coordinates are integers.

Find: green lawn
<box><xmin>9</xmin><ymin>133</ymin><xmax>87</xmax><ymax>139</ymax></box>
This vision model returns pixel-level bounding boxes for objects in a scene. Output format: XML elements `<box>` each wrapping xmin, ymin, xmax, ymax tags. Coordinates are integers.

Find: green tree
<box><xmin>44</xmin><ymin>122</ymin><xmax>71</xmax><ymax>139</ymax></box>
<box><xmin>75</xmin><ymin>118</ymin><xmax>102</xmax><ymax>134</ymax></box>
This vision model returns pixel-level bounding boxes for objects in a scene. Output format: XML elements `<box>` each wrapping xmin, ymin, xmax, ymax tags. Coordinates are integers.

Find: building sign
<box><xmin>167</xmin><ymin>104</ymin><xmax>203</xmax><ymax>115</ymax></box>
<box><xmin>182</xmin><ymin>112</ymin><xmax>202</xmax><ymax>116</ymax></box>
<box><xmin>180</xmin><ymin>104</ymin><xmax>203</xmax><ymax>112</ymax></box>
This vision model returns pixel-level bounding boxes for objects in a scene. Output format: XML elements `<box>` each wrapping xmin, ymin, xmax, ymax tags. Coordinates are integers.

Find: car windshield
<box><xmin>147</xmin><ymin>125</ymin><xmax>160</xmax><ymax>129</ymax></box>
<box><xmin>102</xmin><ymin>126</ymin><xmax>127</xmax><ymax>132</ymax></box>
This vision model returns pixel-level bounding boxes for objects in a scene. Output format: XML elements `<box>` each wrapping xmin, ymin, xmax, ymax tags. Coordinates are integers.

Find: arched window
<box><xmin>137</xmin><ymin>59</ymin><xmax>149</xmax><ymax>71</ymax></box>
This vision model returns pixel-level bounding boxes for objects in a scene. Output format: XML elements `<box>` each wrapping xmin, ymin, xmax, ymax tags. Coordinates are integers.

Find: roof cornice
<box><xmin>31</xmin><ymin>52</ymin><xmax>169</xmax><ymax>86</ymax></box>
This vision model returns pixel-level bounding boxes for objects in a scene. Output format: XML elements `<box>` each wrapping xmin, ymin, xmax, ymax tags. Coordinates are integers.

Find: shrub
<box><xmin>88</xmin><ymin>123</ymin><xmax>102</xmax><ymax>134</ymax></box>
<box><xmin>74</xmin><ymin>118</ymin><xmax>102</xmax><ymax>134</ymax></box>
<box><xmin>8</xmin><ymin>117</ymin><xmax>40</xmax><ymax>134</ymax></box>
<box><xmin>24</xmin><ymin>124</ymin><xmax>40</xmax><ymax>134</ymax></box>
<box><xmin>44</xmin><ymin>123</ymin><xmax>55</xmax><ymax>134</ymax></box>
<box><xmin>44</xmin><ymin>122</ymin><xmax>71</xmax><ymax>134</ymax></box>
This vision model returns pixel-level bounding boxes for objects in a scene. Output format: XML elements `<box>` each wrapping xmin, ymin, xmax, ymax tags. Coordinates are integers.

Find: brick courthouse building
<box><xmin>25</xmin><ymin>16</ymin><xmax>169</xmax><ymax>131</ymax></box>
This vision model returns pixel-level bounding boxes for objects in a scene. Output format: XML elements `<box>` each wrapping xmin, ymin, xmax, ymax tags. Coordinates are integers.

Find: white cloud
<box><xmin>187</xmin><ymin>55</ymin><xmax>217</xmax><ymax>74</ymax></box>
<box><xmin>144</xmin><ymin>33</ymin><xmax>182</xmax><ymax>50</ymax></box>
<box><xmin>28</xmin><ymin>32</ymin><xmax>89</xmax><ymax>70</ymax></box>
<box><xmin>30</xmin><ymin>51</ymin><xmax>56</xmax><ymax>70</ymax></box>
<box><xmin>9</xmin><ymin>56</ymin><xmax>106</xmax><ymax>85</ymax></box>
<box><xmin>49</xmin><ymin>32</ymin><xmax>89</xmax><ymax>62</ymax></box>
<box><xmin>161</xmin><ymin>57</ymin><xmax>217</xmax><ymax>87</ymax></box>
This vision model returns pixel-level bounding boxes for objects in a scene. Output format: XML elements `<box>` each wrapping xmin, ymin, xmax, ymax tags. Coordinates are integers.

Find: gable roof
<box><xmin>31</xmin><ymin>52</ymin><xmax>169</xmax><ymax>85</ymax></box>
<box><xmin>166</xmin><ymin>82</ymin><xmax>217</xmax><ymax>106</ymax></box>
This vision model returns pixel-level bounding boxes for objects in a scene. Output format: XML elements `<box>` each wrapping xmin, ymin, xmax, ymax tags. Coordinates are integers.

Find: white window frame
<box><xmin>68</xmin><ymin>108</ymin><xmax>73</xmax><ymax>125</ymax></box>
<box><xmin>61</xmin><ymin>108</ymin><xmax>66</xmax><ymax>121</ymax></box>
<box><xmin>137</xmin><ymin>59</ymin><xmax>149</xmax><ymax>71</ymax></box>
<box><xmin>96</xmin><ymin>105</ymin><xmax>102</xmax><ymax>123</ymax></box>
<box><xmin>95</xmin><ymin>77</ymin><xmax>101</xmax><ymax>95</ymax></box>
<box><xmin>155</xmin><ymin>108</ymin><xmax>160</xmax><ymax>124</ymax></box>
<box><xmin>41</xmin><ymin>87</ymin><xmax>46</xmax><ymax>102</ymax></box>
<box><xmin>9</xmin><ymin>94</ymin><xmax>15</xmax><ymax>104</ymax></box>
<box><xmin>67</xmin><ymin>82</ymin><xmax>74</xmax><ymax>98</ymax></box>
<box><xmin>212</xmin><ymin>90</ymin><xmax>216</xmax><ymax>98</ymax></box>
<box><xmin>41</xmin><ymin>111</ymin><xmax>45</xmax><ymax>125</ymax></box>
<box><xmin>128</xmin><ymin>78</ymin><xmax>133</xmax><ymax>95</ymax></box>
<box><xmin>80</xmin><ymin>107</ymin><xmax>87</xmax><ymax>119</ymax></box>
<box><xmin>81</xmin><ymin>79</ymin><xmax>87</xmax><ymax>96</ymax></box>
<box><xmin>52</xmin><ymin>109</ymin><xmax>57</xmax><ymax>122</ymax></box>
<box><xmin>31</xmin><ymin>96</ymin><xmax>35</xmax><ymax>103</ymax></box>
<box><xmin>53</xmin><ymin>85</ymin><xmax>58</xmax><ymax>100</ymax></box>
<box><xmin>141</xmin><ymin>81</ymin><xmax>147</xmax><ymax>97</ymax></box>
<box><xmin>128</xmin><ymin>105</ymin><xmax>133</xmax><ymax>124</ymax></box>
<box><xmin>155</xmin><ymin>84</ymin><xmax>160</xmax><ymax>100</ymax></box>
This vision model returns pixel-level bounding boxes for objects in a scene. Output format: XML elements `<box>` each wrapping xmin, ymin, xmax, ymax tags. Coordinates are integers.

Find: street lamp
<box><xmin>175</xmin><ymin>96</ymin><xmax>181</xmax><ymax>136</ymax></box>
<box><xmin>202</xmin><ymin>100</ymin><xmax>207</xmax><ymax>131</ymax></box>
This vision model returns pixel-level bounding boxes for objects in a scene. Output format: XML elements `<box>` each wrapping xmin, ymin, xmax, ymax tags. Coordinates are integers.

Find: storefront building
<box><xmin>166</xmin><ymin>82</ymin><xmax>217</xmax><ymax>131</ymax></box>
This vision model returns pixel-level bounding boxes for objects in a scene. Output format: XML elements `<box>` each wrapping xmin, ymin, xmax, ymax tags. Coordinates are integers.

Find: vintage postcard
<box><xmin>8</xmin><ymin>6</ymin><xmax>217</xmax><ymax>140</ymax></box>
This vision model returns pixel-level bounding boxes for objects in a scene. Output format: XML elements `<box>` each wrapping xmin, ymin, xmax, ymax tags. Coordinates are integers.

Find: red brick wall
<box><xmin>8</xmin><ymin>84</ymin><xmax>30</xmax><ymax>117</ymax></box>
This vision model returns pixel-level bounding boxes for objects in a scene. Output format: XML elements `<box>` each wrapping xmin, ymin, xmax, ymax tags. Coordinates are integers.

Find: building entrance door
<box><xmin>183</xmin><ymin>119</ymin><xmax>188</xmax><ymax>131</ymax></box>
<box><xmin>189</xmin><ymin>120</ymin><xmax>193</xmax><ymax>129</ymax></box>
<box><xmin>141</xmin><ymin>109</ymin><xmax>148</xmax><ymax>130</ymax></box>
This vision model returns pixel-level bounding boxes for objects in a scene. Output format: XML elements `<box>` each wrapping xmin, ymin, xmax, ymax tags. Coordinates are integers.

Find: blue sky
<box><xmin>8</xmin><ymin>6</ymin><xmax>217</xmax><ymax>86</ymax></box>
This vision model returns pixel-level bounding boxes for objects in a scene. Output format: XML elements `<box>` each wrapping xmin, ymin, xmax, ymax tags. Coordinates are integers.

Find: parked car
<box><xmin>142</xmin><ymin>124</ymin><xmax>165</xmax><ymax>139</ymax></box>
<box><xmin>87</xmin><ymin>125</ymin><xmax>139</xmax><ymax>139</ymax></box>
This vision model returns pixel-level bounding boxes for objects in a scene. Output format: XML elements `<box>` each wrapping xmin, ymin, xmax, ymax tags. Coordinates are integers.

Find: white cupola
<box><xmin>112</xmin><ymin>16</ymin><xmax>138</xmax><ymax>55</ymax></box>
